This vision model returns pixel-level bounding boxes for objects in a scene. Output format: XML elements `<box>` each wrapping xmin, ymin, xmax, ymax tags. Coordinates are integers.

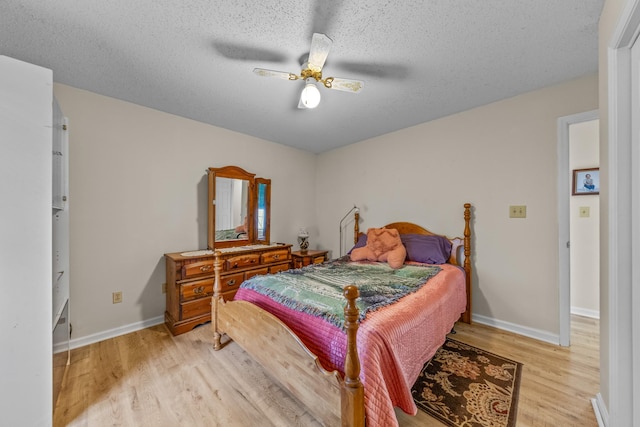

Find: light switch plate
<box><xmin>112</xmin><ymin>291</ymin><xmax>123</xmax><ymax>304</ymax></box>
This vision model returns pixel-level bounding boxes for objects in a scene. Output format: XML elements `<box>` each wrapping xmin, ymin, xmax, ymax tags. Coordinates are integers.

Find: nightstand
<box><xmin>291</xmin><ymin>250</ymin><xmax>329</xmax><ymax>268</ymax></box>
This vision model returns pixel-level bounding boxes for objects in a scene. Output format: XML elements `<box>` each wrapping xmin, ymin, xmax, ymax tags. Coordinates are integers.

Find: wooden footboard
<box><xmin>212</xmin><ymin>254</ymin><xmax>365</xmax><ymax>427</ymax></box>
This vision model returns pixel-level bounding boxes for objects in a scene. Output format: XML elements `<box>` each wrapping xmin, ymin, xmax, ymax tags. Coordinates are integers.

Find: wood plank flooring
<box><xmin>54</xmin><ymin>315</ymin><xmax>599</xmax><ymax>426</ymax></box>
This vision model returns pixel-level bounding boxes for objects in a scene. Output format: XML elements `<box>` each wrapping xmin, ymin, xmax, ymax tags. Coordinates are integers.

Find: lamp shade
<box><xmin>300</xmin><ymin>79</ymin><xmax>321</xmax><ymax>108</ymax></box>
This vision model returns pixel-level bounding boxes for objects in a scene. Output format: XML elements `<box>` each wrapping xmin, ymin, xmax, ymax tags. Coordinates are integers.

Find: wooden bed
<box><xmin>211</xmin><ymin>203</ymin><xmax>472</xmax><ymax>427</ymax></box>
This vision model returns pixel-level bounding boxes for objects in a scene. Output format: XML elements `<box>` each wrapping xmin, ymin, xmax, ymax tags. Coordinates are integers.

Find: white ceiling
<box><xmin>1</xmin><ymin>1</ymin><xmax>603</xmax><ymax>153</ymax></box>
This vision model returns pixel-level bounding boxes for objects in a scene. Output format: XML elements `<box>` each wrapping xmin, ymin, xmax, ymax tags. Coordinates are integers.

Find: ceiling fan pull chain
<box><xmin>323</xmin><ymin>77</ymin><xmax>334</xmax><ymax>89</ymax></box>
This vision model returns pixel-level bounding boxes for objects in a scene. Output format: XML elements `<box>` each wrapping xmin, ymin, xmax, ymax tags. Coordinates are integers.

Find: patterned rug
<box><xmin>412</xmin><ymin>338</ymin><xmax>522</xmax><ymax>427</ymax></box>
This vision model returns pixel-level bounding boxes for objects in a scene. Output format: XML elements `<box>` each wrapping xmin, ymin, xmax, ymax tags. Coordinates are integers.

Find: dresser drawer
<box><xmin>262</xmin><ymin>250</ymin><xmax>289</xmax><ymax>264</ymax></box>
<box><xmin>180</xmin><ymin>278</ymin><xmax>214</xmax><ymax>302</ymax></box>
<box><xmin>226</xmin><ymin>254</ymin><xmax>260</xmax><ymax>270</ymax></box>
<box><xmin>245</xmin><ymin>267</ymin><xmax>269</xmax><ymax>280</ymax></box>
<box><xmin>269</xmin><ymin>263</ymin><xmax>290</xmax><ymax>274</ymax></box>
<box><xmin>182</xmin><ymin>260</ymin><xmax>214</xmax><ymax>279</ymax></box>
<box><xmin>220</xmin><ymin>272</ymin><xmax>244</xmax><ymax>292</ymax></box>
<box><xmin>181</xmin><ymin>297</ymin><xmax>211</xmax><ymax>319</ymax></box>
<box><xmin>221</xmin><ymin>289</ymin><xmax>239</xmax><ymax>302</ymax></box>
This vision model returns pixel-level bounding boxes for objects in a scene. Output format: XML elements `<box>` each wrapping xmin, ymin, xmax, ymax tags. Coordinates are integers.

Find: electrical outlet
<box><xmin>579</xmin><ymin>206</ymin><xmax>590</xmax><ymax>217</ymax></box>
<box><xmin>162</xmin><ymin>283</ymin><xmax>167</xmax><ymax>293</ymax></box>
<box><xmin>509</xmin><ymin>205</ymin><xmax>527</xmax><ymax>218</ymax></box>
<box><xmin>112</xmin><ymin>291</ymin><xmax>123</xmax><ymax>304</ymax></box>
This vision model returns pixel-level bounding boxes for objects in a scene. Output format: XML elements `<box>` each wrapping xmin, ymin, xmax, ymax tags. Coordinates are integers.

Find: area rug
<box><xmin>412</xmin><ymin>338</ymin><xmax>522</xmax><ymax>427</ymax></box>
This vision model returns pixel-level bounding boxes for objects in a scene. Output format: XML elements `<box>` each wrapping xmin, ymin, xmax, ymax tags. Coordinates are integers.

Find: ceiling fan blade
<box><xmin>253</xmin><ymin>68</ymin><xmax>298</xmax><ymax>80</ymax></box>
<box><xmin>307</xmin><ymin>33</ymin><xmax>332</xmax><ymax>71</ymax></box>
<box><xmin>214</xmin><ymin>42</ymin><xmax>288</xmax><ymax>62</ymax></box>
<box><xmin>324</xmin><ymin>77</ymin><xmax>364</xmax><ymax>93</ymax></box>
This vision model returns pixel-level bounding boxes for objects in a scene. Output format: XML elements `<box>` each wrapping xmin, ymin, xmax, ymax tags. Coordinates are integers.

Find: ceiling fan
<box><xmin>253</xmin><ymin>33</ymin><xmax>364</xmax><ymax>109</ymax></box>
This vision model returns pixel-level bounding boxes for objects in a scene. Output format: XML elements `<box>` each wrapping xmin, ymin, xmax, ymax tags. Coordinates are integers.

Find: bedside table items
<box><xmin>297</xmin><ymin>228</ymin><xmax>310</xmax><ymax>253</ymax></box>
<box><xmin>291</xmin><ymin>249</ymin><xmax>329</xmax><ymax>269</ymax></box>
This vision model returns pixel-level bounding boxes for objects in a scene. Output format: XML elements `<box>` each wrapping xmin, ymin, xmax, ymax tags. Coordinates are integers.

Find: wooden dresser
<box><xmin>165</xmin><ymin>243</ymin><xmax>292</xmax><ymax>335</ymax></box>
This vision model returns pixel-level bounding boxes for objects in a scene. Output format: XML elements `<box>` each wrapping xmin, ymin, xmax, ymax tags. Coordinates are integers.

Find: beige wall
<box><xmin>54</xmin><ymin>84</ymin><xmax>317</xmax><ymax>340</ymax></box>
<box><xmin>316</xmin><ymin>74</ymin><xmax>598</xmax><ymax>338</ymax></box>
<box><xmin>569</xmin><ymin>119</ymin><xmax>600</xmax><ymax>316</ymax></box>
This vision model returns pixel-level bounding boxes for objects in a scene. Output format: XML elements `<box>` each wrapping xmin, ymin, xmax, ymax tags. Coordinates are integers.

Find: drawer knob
<box><xmin>200</xmin><ymin>265</ymin><xmax>212</xmax><ymax>272</ymax></box>
<box><xmin>193</xmin><ymin>286</ymin><xmax>205</xmax><ymax>294</ymax></box>
<box><xmin>273</xmin><ymin>255</ymin><xmax>279</xmax><ymax>259</ymax></box>
<box><xmin>227</xmin><ymin>279</ymin><xmax>236</xmax><ymax>286</ymax></box>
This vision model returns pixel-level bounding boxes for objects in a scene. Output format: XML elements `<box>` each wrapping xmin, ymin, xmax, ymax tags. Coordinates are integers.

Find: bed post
<box><xmin>212</xmin><ymin>251</ymin><xmax>224</xmax><ymax>350</ymax></box>
<box><xmin>341</xmin><ymin>285</ymin><xmax>365</xmax><ymax>427</ymax></box>
<box><xmin>462</xmin><ymin>203</ymin><xmax>472</xmax><ymax>324</ymax></box>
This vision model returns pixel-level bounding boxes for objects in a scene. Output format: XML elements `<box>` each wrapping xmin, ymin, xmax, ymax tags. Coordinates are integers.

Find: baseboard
<box><xmin>591</xmin><ymin>393</ymin><xmax>609</xmax><ymax>427</ymax></box>
<box><xmin>472</xmin><ymin>313</ymin><xmax>560</xmax><ymax>345</ymax></box>
<box><xmin>571</xmin><ymin>306</ymin><xmax>600</xmax><ymax>319</ymax></box>
<box><xmin>67</xmin><ymin>315</ymin><xmax>165</xmax><ymax>350</ymax></box>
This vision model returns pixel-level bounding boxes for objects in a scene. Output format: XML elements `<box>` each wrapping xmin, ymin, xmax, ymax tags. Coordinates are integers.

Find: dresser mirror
<box><xmin>207</xmin><ymin>166</ymin><xmax>271</xmax><ymax>249</ymax></box>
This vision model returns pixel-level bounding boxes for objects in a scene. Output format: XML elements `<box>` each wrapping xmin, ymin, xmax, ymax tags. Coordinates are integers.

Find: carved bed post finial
<box><xmin>353</xmin><ymin>211</ymin><xmax>360</xmax><ymax>244</ymax></box>
<box><xmin>341</xmin><ymin>285</ymin><xmax>365</xmax><ymax>427</ymax></box>
<box><xmin>212</xmin><ymin>251</ymin><xmax>224</xmax><ymax>350</ymax></box>
<box><xmin>463</xmin><ymin>203</ymin><xmax>472</xmax><ymax>324</ymax></box>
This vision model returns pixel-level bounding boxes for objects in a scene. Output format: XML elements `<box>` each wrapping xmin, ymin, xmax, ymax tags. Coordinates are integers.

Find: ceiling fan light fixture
<box><xmin>300</xmin><ymin>78</ymin><xmax>321</xmax><ymax>109</ymax></box>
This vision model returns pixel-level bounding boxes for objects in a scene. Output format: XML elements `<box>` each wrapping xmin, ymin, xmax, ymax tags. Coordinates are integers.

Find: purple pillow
<box><xmin>347</xmin><ymin>233</ymin><xmax>368</xmax><ymax>254</ymax></box>
<box><xmin>400</xmin><ymin>233</ymin><xmax>452</xmax><ymax>264</ymax></box>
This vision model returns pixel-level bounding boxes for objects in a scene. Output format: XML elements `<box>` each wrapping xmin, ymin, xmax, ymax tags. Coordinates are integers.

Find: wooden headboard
<box><xmin>353</xmin><ymin>203</ymin><xmax>472</xmax><ymax>324</ymax></box>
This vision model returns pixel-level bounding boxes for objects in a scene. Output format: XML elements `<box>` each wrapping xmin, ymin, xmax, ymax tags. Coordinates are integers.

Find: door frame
<box><xmin>601</xmin><ymin>0</ymin><xmax>640</xmax><ymax>425</ymax></box>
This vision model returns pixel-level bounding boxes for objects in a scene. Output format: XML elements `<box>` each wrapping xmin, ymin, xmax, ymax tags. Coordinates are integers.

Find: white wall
<box><xmin>316</xmin><ymin>74</ymin><xmax>598</xmax><ymax>340</ymax></box>
<box><xmin>569</xmin><ymin>119</ymin><xmax>599</xmax><ymax>317</ymax></box>
<box><xmin>53</xmin><ymin>84</ymin><xmax>317</xmax><ymax>342</ymax></box>
<box><xmin>0</xmin><ymin>56</ymin><xmax>53</xmax><ymax>426</ymax></box>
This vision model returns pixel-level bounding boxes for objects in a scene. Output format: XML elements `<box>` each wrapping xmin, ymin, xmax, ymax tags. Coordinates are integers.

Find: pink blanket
<box><xmin>234</xmin><ymin>263</ymin><xmax>466</xmax><ymax>427</ymax></box>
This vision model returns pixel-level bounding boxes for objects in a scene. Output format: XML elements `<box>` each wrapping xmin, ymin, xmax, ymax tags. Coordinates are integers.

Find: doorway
<box><xmin>557</xmin><ymin>110</ymin><xmax>598</xmax><ymax>346</ymax></box>
<box><xmin>568</xmin><ymin>119</ymin><xmax>600</xmax><ymax>323</ymax></box>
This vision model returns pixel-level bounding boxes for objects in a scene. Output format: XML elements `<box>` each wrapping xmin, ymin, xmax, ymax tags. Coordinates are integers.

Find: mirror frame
<box><xmin>207</xmin><ymin>165</ymin><xmax>271</xmax><ymax>249</ymax></box>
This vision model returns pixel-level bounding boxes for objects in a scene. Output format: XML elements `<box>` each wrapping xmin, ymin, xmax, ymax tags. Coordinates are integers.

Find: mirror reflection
<box><xmin>256</xmin><ymin>181</ymin><xmax>268</xmax><ymax>241</ymax></box>
<box><xmin>215</xmin><ymin>177</ymin><xmax>249</xmax><ymax>241</ymax></box>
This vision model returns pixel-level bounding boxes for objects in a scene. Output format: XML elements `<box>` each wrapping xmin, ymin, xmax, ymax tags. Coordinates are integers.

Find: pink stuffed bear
<box><xmin>350</xmin><ymin>227</ymin><xmax>406</xmax><ymax>269</ymax></box>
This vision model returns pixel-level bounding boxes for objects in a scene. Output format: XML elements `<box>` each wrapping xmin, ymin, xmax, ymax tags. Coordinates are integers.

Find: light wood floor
<box><xmin>54</xmin><ymin>315</ymin><xmax>599</xmax><ymax>426</ymax></box>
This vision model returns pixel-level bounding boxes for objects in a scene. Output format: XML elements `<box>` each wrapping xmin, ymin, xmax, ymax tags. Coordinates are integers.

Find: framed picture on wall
<box><xmin>572</xmin><ymin>168</ymin><xmax>599</xmax><ymax>195</ymax></box>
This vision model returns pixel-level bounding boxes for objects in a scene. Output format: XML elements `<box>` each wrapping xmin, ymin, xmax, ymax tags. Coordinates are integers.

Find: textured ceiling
<box><xmin>1</xmin><ymin>0</ymin><xmax>603</xmax><ymax>153</ymax></box>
